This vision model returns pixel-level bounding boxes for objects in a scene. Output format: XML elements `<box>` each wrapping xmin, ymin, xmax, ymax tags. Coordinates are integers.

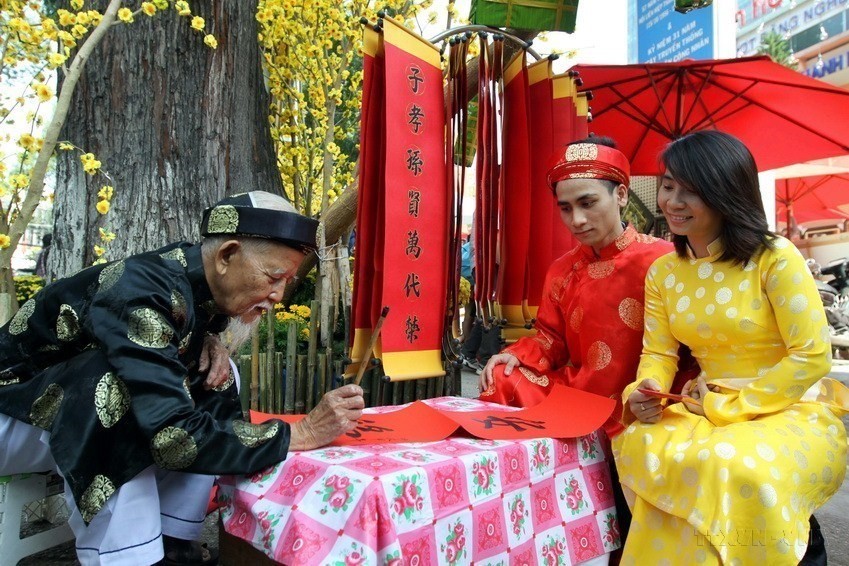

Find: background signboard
<box><xmin>636</xmin><ymin>0</ymin><xmax>715</xmax><ymax>62</ymax></box>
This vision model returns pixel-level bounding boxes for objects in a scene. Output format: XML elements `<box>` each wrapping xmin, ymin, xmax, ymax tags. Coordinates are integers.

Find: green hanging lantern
<box><xmin>470</xmin><ymin>0</ymin><xmax>580</xmax><ymax>33</ymax></box>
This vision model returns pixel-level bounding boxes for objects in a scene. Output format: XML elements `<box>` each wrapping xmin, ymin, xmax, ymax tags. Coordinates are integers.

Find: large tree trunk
<box><xmin>52</xmin><ymin>0</ymin><xmax>280</xmax><ymax>277</ymax></box>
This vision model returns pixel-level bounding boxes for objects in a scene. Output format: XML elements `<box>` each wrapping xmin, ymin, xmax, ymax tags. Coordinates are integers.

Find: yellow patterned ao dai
<box><xmin>614</xmin><ymin>236</ymin><xmax>848</xmax><ymax>565</ymax></box>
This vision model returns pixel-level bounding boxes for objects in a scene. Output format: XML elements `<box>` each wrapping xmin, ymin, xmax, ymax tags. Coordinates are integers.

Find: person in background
<box><xmin>35</xmin><ymin>232</ymin><xmax>52</xmax><ymax>279</ymax></box>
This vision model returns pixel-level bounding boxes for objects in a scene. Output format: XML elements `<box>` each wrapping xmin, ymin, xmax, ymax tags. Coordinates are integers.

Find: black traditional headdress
<box><xmin>200</xmin><ymin>193</ymin><xmax>319</xmax><ymax>253</ymax></box>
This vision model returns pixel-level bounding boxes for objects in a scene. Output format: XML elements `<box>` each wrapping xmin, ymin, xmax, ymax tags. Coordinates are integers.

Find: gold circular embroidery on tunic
<box><xmin>619</xmin><ymin>298</ymin><xmax>643</xmax><ymax>331</ymax></box>
<box><xmin>56</xmin><ymin>304</ymin><xmax>81</xmax><ymax>342</ymax></box>
<box><xmin>171</xmin><ymin>290</ymin><xmax>187</xmax><ymax>323</ymax></box>
<box><xmin>207</xmin><ymin>205</ymin><xmax>239</xmax><ymax>234</ymax></box>
<box><xmin>518</xmin><ymin>367</ymin><xmax>549</xmax><ymax>387</ymax></box>
<box><xmin>569</xmin><ymin>306</ymin><xmax>583</xmax><ymax>333</ymax></box>
<box><xmin>587</xmin><ymin>341</ymin><xmax>612</xmax><ymax>371</ymax></box>
<box><xmin>565</xmin><ymin>143</ymin><xmax>598</xmax><ymax>162</ymax></box>
<box><xmin>588</xmin><ymin>260</ymin><xmax>615</xmax><ymax>279</ymax></box>
<box><xmin>94</xmin><ymin>372</ymin><xmax>130</xmax><ymax>428</ymax></box>
<box><xmin>30</xmin><ymin>383</ymin><xmax>64</xmax><ymax>429</ymax></box>
<box><xmin>80</xmin><ymin>475</ymin><xmax>116</xmax><ymax>523</ymax></box>
<box><xmin>212</xmin><ymin>367</ymin><xmax>236</xmax><ymax>392</ymax></box>
<box><xmin>151</xmin><ymin>426</ymin><xmax>197</xmax><ymax>469</ymax></box>
<box><xmin>178</xmin><ymin>331</ymin><xmax>192</xmax><ymax>354</ymax></box>
<box><xmin>127</xmin><ymin>308</ymin><xmax>174</xmax><ymax>349</ymax></box>
<box><xmin>97</xmin><ymin>261</ymin><xmax>125</xmax><ymax>293</ymax></box>
<box><xmin>160</xmin><ymin>248</ymin><xmax>188</xmax><ymax>267</ymax></box>
<box><xmin>9</xmin><ymin>299</ymin><xmax>36</xmax><ymax>335</ymax></box>
<box><xmin>233</xmin><ymin>419</ymin><xmax>280</xmax><ymax>448</ymax></box>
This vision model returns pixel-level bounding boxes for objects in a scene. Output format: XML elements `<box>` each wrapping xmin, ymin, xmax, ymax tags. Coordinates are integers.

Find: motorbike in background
<box><xmin>808</xmin><ymin>257</ymin><xmax>849</xmax><ymax>358</ymax></box>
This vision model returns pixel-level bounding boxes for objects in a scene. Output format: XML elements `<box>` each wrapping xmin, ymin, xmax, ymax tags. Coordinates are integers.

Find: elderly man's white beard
<box><xmin>219</xmin><ymin>317</ymin><xmax>261</xmax><ymax>354</ymax></box>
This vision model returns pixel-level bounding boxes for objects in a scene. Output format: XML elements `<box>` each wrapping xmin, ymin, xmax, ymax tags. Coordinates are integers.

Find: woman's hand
<box><xmin>626</xmin><ymin>379</ymin><xmax>664</xmax><ymax>423</ymax></box>
<box><xmin>681</xmin><ymin>376</ymin><xmax>715</xmax><ymax>416</ymax></box>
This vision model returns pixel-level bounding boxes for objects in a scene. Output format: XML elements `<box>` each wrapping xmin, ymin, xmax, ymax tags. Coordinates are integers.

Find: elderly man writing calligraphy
<box><xmin>0</xmin><ymin>192</ymin><xmax>363</xmax><ymax>566</ymax></box>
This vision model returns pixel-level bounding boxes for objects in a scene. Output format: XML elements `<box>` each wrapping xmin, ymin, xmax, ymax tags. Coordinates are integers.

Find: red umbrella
<box><xmin>776</xmin><ymin>174</ymin><xmax>849</xmax><ymax>225</ymax></box>
<box><xmin>573</xmin><ymin>56</ymin><xmax>849</xmax><ymax>175</ymax></box>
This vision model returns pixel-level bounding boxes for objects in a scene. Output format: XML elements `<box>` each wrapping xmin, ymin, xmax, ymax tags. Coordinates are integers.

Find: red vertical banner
<box><xmin>498</xmin><ymin>53</ymin><xmax>533</xmax><ymax>343</ymax></box>
<box><xmin>349</xmin><ymin>26</ymin><xmax>385</xmax><ymax>369</ymax></box>
<box><xmin>550</xmin><ymin>74</ymin><xmax>578</xmax><ymax>259</ymax></box>
<box><xmin>379</xmin><ymin>18</ymin><xmax>447</xmax><ymax>380</ymax></box>
<box><xmin>526</xmin><ymin>59</ymin><xmax>555</xmax><ymax>318</ymax></box>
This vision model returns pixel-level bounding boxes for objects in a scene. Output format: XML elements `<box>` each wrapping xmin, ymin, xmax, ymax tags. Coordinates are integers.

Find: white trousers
<box><xmin>0</xmin><ymin>413</ymin><xmax>214</xmax><ymax>566</ymax></box>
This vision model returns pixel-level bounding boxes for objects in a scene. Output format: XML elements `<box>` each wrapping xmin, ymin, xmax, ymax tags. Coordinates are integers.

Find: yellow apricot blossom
<box><xmin>191</xmin><ymin>16</ymin><xmax>204</xmax><ymax>31</ymax></box>
<box><xmin>33</xmin><ymin>83</ymin><xmax>53</xmax><ymax>102</ymax></box>
<box><xmin>95</xmin><ymin>200</ymin><xmax>110</xmax><ymax>215</ymax></box>
<box><xmin>203</xmin><ymin>34</ymin><xmax>218</xmax><ymax>49</ymax></box>
<box><xmin>142</xmin><ymin>2</ymin><xmax>157</xmax><ymax>16</ymax></box>
<box><xmin>0</xmin><ymin>235</ymin><xmax>11</xmax><ymax>249</ymax></box>
<box><xmin>98</xmin><ymin>185</ymin><xmax>114</xmax><ymax>200</ymax></box>
<box><xmin>59</xmin><ymin>142</ymin><xmax>75</xmax><ymax>151</ymax></box>
<box><xmin>10</xmin><ymin>174</ymin><xmax>29</xmax><ymax>189</ymax></box>
<box><xmin>18</xmin><ymin>133</ymin><xmax>38</xmax><ymax>151</ymax></box>
<box><xmin>48</xmin><ymin>53</ymin><xmax>67</xmax><ymax>68</ymax></box>
<box><xmin>98</xmin><ymin>227</ymin><xmax>117</xmax><ymax>243</ymax></box>
<box><xmin>57</xmin><ymin>10</ymin><xmax>76</xmax><ymax>27</ymax></box>
<box><xmin>93</xmin><ymin>245</ymin><xmax>105</xmax><ymax>257</ymax></box>
<box><xmin>81</xmin><ymin>154</ymin><xmax>102</xmax><ymax>175</ymax></box>
<box><xmin>117</xmin><ymin>8</ymin><xmax>134</xmax><ymax>23</ymax></box>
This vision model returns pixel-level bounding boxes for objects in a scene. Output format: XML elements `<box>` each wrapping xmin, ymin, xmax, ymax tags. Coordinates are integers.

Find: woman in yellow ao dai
<box><xmin>613</xmin><ymin>131</ymin><xmax>848</xmax><ymax>565</ymax></box>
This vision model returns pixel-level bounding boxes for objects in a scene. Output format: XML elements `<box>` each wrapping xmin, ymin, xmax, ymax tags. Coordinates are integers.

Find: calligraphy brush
<box><xmin>354</xmin><ymin>306</ymin><xmax>390</xmax><ymax>387</ymax></box>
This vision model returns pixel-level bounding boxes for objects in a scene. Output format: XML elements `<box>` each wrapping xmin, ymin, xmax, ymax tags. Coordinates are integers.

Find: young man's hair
<box><xmin>567</xmin><ymin>135</ymin><xmax>619</xmax><ymax>192</ymax></box>
<box><xmin>661</xmin><ymin>130</ymin><xmax>773</xmax><ymax>265</ymax></box>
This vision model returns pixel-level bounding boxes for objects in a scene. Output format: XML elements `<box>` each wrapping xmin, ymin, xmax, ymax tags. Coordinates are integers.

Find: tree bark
<box><xmin>52</xmin><ymin>0</ymin><xmax>281</xmax><ymax>277</ymax></box>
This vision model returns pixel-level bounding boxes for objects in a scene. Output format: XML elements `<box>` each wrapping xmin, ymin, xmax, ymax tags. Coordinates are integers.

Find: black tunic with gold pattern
<box><xmin>0</xmin><ymin>242</ymin><xmax>290</xmax><ymax>523</ymax></box>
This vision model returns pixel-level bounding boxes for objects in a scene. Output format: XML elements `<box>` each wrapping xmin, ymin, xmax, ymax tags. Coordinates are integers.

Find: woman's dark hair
<box><xmin>661</xmin><ymin>130</ymin><xmax>773</xmax><ymax>265</ymax></box>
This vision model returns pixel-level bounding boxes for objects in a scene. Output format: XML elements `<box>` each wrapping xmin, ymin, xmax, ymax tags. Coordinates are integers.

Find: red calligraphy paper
<box><xmin>251</xmin><ymin>385</ymin><xmax>615</xmax><ymax>446</ymax></box>
<box><xmin>442</xmin><ymin>385</ymin><xmax>615</xmax><ymax>440</ymax></box>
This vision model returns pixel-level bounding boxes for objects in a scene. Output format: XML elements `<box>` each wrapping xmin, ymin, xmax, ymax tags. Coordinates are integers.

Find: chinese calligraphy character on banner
<box><xmin>407</xmin><ymin>65</ymin><xmax>424</xmax><ymax>94</ymax></box>
<box><xmin>405</xmin><ymin>315</ymin><xmax>421</xmax><ymax>343</ymax></box>
<box><xmin>407</xmin><ymin>188</ymin><xmax>421</xmax><ymax>218</ymax></box>
<box><xmin>404</xmin><ymin>273</ymin><xmax>421</xmax><ymax>298</ymax></box>
<box><xmin>406</xmin><ymin>148</ymin><xmax>423</xmax><ymax>176</ymax></box>
<box><xmin>405</xmin><ymin>230</ymin><xmax>422</xmax><ymax>259</ymax></box>
<box><xmin>407</xmin><ymin>103</ymin><xmax>424</xmax><ymax>134</ymax></box>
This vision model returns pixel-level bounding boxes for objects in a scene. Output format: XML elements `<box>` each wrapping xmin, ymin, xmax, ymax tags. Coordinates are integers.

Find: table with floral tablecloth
<box><xmin>218</xmin><ymin>396</ymin><xmax>621</xmax><ymax>565</ymax></box>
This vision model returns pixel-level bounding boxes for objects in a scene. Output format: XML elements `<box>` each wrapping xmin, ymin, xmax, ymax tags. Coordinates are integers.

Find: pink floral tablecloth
<box><xmin>218</xmin><ymin>397</ymin><xmax>621</xmax><ymax>565</ymax></box>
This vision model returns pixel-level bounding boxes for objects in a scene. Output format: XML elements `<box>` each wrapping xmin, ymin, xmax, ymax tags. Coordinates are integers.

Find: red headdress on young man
<box><xmin>546</xmin><ymin>142</ymin><xmax>630</xmax><ymax>190</ymax></box>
